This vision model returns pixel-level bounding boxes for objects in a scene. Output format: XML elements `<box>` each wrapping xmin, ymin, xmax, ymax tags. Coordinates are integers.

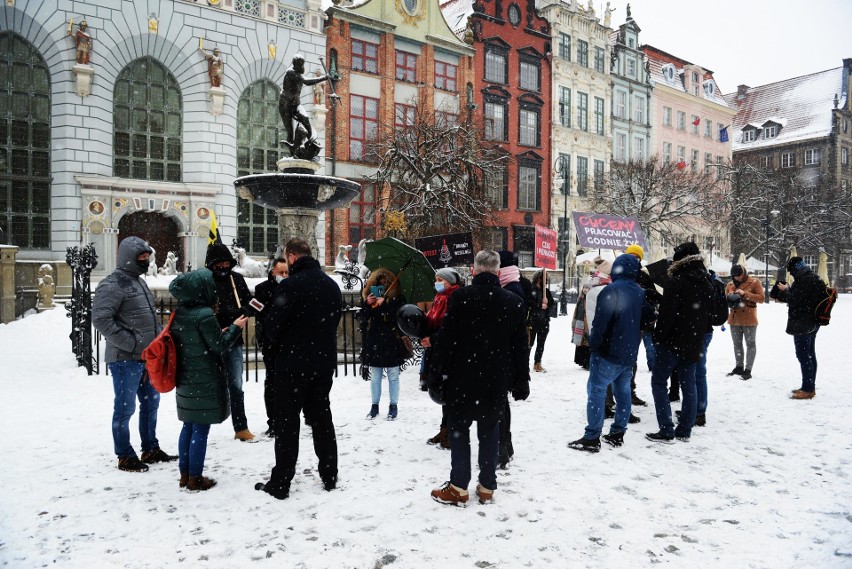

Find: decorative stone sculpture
<box><xmin>37</xmin><ymin>264</ymin><xmax>56</xmax><ymax>309</ymax></box>
<box><xmin>69</xmin><ymin>20</ymin><xmax>92</xmax><ymax>65</ymax></box>
<box><xmin>279</xmin><ymin>54</ymin><xmax>330</xmax><ymax>160</ymax></box>
<box><xmin>68</xmin><ymin>20</ymin><xmax>94</xmax><ymax>97</ymax></box>
<box><xmin>603</xmin><ymin>2</ymin><xmax>615</xmax><ymax>27</ymax></box>
<box><xmin>158</xmin><ymin>251</ymin><xmax>179</xmax><ymax>276</ymax></box>
<box><xmin>232</xmin><ymin>246</ymin><xmax>267</xmax><ymax>278</ymax></box>
<box><xmin>200</xmin><ymin>47</ymin><xmax>224</xmax><ymax>87</ymax></box>
<box><xmin>146</xmin><ymin>249</ymin><xmax>158</xmax><ymax>277</ymax></box>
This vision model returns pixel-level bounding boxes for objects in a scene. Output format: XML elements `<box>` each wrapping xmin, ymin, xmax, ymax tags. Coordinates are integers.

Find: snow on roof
<box><xmin>321</xmin><ymin>0</ymin><xmax>370</xmax><ymax>10</ymax></box>
<box><xmin>439</xmin><ymin>0</ymin><xmax>473</xmax><ymax>37</ymax></box>
<box><xmin>642</xmin><ymin>46</ymin><xmax>729</xmax><ymax>106</ymax></box>
<box><xmin>723</xmin><ymin>67</ymin><xmax>844</xmax><ymax>152</ymax></box>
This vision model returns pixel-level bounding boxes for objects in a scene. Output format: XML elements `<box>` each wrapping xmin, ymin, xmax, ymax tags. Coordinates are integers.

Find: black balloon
<box><xmin>396</xmin><ymin>304</ymin><xmax>426</xmax><ymax>339</ymax></box>
<box><xmin>726</xmin><ymin>292</ymin><xmax>742</xmax><ymax>309</ymax></box>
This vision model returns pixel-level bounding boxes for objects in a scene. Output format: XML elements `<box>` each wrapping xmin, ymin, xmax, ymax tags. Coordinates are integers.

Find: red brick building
<box><xmin>442</xmin><ymin>0</ymin><xmax>552</xmax><ymax>266</ymax></box>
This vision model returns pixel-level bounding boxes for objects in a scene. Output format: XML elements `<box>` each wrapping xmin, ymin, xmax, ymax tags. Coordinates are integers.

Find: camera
<box><xmin>726</xmin><ymin>293</ymin><xmax>742</xmax><ymax>309</ymax></box>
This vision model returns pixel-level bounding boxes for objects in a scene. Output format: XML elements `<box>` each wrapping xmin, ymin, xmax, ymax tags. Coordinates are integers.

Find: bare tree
<box><xmin>589</xmin><ymin>157</ymin><xmax>727</xmax><ymax>246</ymax></box>
<box><xmin>367</xmin><ymin>106</ymin><xmax>508</xmax><ymax>241</ymax></box>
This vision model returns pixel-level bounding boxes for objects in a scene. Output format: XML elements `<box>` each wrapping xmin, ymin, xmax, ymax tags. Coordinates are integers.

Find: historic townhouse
<box><xmin>1</xmin><ymin>0</ymin><xmax>326</xmax><ymax>314</ymax></box>
<box><xmin>724</xmin><ymin>59</ymin><xmax>852</xmax><ymax>282</ymax></box>
<box><xmin>535</xmin><ymin>0</ymin><xmax>610</xmax><ymax>279</ymax></box>
<box><xmin>323</xmin><ymin>0</ymin><xmax>474</xmax><ymax>264</ymax></box>
<box><xmin>441</xmin><ymin>0</ymin><xmax>552</xmax><ymax>266</ymax></box>
<box><xmin>643</xmin><ymin>44</ymin><xmax>735</xmax><ymax>258</ymax></box>
<box><xmin>610</xmin><ymin>10</ymin><xmax>651</xmax><ymax>166</ymax></box>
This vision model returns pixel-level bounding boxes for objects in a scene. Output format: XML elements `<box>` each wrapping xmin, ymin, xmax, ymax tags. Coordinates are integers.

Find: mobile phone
<box><xmin>370</xmin><ymin>285</ymin><xmax>385</xmax><ymax>297</ymax></box>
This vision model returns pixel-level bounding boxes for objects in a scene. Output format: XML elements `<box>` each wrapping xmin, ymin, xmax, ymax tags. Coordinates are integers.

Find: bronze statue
<box><xmin>279</xmin><ymin>54</ymin><xmax>329</xmax><ymax>159</ymax></box>
<box><xmin>69</xmin><ymin>20</ymin><xmax>92</xmax><ymax>65</ymax></box>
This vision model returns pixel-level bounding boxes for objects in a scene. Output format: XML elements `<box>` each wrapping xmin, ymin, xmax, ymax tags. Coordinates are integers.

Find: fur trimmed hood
<box><xmin>667</xmin><ymin>253</ymin><xmax>704</xmax><ymax>277</ymax></box>
<box><xmin>362</xmin><ymin>268</ymin><xmax>401</xmax><ymax>301</ymax></box>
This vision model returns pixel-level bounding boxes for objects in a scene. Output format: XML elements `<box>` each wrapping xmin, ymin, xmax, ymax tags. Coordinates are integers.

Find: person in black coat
<box><xmin>428</xmin><ymin>250</ymin><xmax>530</xmax><ymax>506</ymax></box>
<box><xmin>774</xmin><ymin>257</ymin><xmax>826</xmax><ymax>399</ymax></box>
<box><xmin>253</xmin><ymin>257</ymin><xmax>289</xmax><ymax>435</ymax></box>
<box><xmin>647</xmin><ymin>242</ymin><xmax>714</xmax><ymax>443</ymax></box>
<box><xmin>256</xmin><ymin>239</ymin><xmax>343</xmax><ymax>500</ymax></box>
<box><xmin>205</xmin><ymin>242</ymin><xmax>256</xmax><ymax>441</ymax></box>
<box><xmin>528</xmin><ymin>270</ymin><xmax>555</xmax><ymax>372</ymax></box>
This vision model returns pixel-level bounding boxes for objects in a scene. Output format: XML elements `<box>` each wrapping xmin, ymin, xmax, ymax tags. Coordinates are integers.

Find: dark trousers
<box><xmin>497</xmin><ymin>400</ymin><xmax>513</xmax><ymax>465</ymax></box>
<box><xmin>270</xmin><ymin>372</ymin><xmax>337</xmax><ymax>489</ymax></box>
<box><xmin>530</xmin><ymin>325</ymin><xmax>549</xmax><ymax>364</ymax></box>
<box><xmin>447</xmin><ymin>409</ymin><xmax>500</xmax><ymax>491</ymax></box>
<box><xmin>793</xmin><ymin>330</ymin><xmax>818</xmax><ymax>392</ymax></box>
<box><xmin>262</xmin><ymin>350</ymin><xmax>275</xmax><ymax>432</ymax></box>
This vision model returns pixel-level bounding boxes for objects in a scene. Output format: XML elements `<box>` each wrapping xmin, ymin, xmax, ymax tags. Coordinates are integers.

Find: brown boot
<box><xmin>791</xmin><ymin>389</ymin><xmax>816</xmax><ymax>400</ymax></box>
<box><xmin>179</xmin><ymin>472</ymin><xmax>189</xmax><ymax>488</ymax></box>
<box><xmin>475</xmin><ymin>483</ymin><xmax>494</xmax><ymax>505</ymax></box>
<box><xmin>427</xmin><ymin>425</ymin><xmax>448</xmax><ymax>446</ymax></box>
<box><xmin>431</xmin><ymin>482</ymin><xmax>469</xmax><ymax>506</ymax></box>
<box><xmin>439</xmin><ymin>426</ymin><xmax>450</xmax><ymax>449</ymax></box>
<box><xmin>187</xmin><ymin>475</ymin><xmax>217</xmax><ymax>491</ymax></box>
<box><xmin>534</xmin><ymin>363</ymin><xmax>545</xmax><ymax>373</ymax></box>
<box><xmin>234</xmin><ymin>429</ymin><xmax>256</xmax><ymax>442</ymax></box>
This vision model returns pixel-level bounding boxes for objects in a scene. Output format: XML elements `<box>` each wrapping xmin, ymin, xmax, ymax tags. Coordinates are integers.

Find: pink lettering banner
<box><xmin>534</xmin><ymin>225</ymin><xmax>557</xmax><ymax>270</ymax></box>
<box><xmin>571</xmin><ymin>211</ymin><xmax>647</xmax><ymax>250</ymax></box>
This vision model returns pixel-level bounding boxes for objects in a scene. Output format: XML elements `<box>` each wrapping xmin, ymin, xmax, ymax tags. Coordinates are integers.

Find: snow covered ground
<box><xmin>1</xmin><ymin>296</ymin><xmax>851</xmax><ymax>568</ymax></box>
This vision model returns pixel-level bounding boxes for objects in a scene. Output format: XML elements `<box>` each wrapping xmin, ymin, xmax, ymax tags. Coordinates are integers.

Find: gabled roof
<box><xmin>439</xmin><ymin>0</ymin><xmax>472</xmax><ymax>38</ymax></box>
<box><xmin>723</xmin><ymin>67</ymin><xmax>845</xmax><ymax>151</ymax></box>
<box><xmin>642</xmin><ymin>45</ymin><xmax>728</xmax><ymax>106</ymax></box>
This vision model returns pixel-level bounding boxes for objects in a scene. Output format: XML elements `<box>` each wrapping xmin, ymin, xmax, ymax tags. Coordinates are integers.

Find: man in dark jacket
<box><xmin>92</xmin><ymin>236</ymin><xmax>175</xmax><ymax>472</ymax></box>
<box><xmin>254</xmin><ymin>257</ymin><xmax>289</xmax><ymax>435</ymax></box>
<box><xmin>774</xmin><ymin>257</ymin><xmax>825</xmax><ymax>399</ymax></box>
<box><xmin>428</xmin><ymin>250</ymin><xmax>530</xmax><ymax>506</ymax></box>
<box><xmin>256</xmin><ymin>238</ymin><xmax>343</xmax><ymax>499</ymax></box>
<box><xmin>205</xmin><ymin>243</ymin><xmax>255</xmax><ymax>442</ymax></box>
<box><xmin>647</xmin><ymin>242</ymin><xmax>714</xmax><ymax>443</ymax></box>
<box><xmin>569</xmin><ymin>254</ymin><xmax>651</xmax><ymax>452</ymax></box>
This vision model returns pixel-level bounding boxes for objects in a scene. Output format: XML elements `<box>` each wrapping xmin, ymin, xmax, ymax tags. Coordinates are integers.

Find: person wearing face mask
<box><xmin>92</xmin><ymin>236</ymin><xmax>177</xmax><ymax>473</ymax></box>
<box><xmin>205</xmin><ymin>243</ymin><xmax>256</xmax><ymax>442</ymax></box>
<box><xmin>254</xmin><ymin>258</ymin><xmax>289</xmax><ymax>436</ymax></box>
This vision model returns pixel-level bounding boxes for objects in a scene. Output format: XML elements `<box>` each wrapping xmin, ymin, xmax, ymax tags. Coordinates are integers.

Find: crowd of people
<box><xmin>91</xmin><ymin>235</ymin><xmax>828</xmax><ymax>505</ymax></box>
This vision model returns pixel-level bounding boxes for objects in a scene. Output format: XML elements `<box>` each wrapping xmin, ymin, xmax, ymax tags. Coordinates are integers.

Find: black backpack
<box><xmin>815</xmin><ymin>285</ymin><xmax>838</xmax><ymax>326</ymax></box>
<box><xmin>709</xmin><ymin>278</ymin><xmax>729</xmax><ymax>327</ymax></box>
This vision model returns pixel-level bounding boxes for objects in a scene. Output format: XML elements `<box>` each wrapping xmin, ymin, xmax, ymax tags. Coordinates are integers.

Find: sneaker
<box><xmin>186</xmin><ymin>475</ymin><xmax>217</xmax><ymax>491</ymax></box>
<box><xmin>234</xmin><ymin>429</ymin><xmax>256</xmax><ymax>442</ymax></box>
<box><xmin>628</xmin><ymin>414</ymin><xmax>641</xmax><ymax>424</ymax></box>
<box><xmin>631</xmin><ymin>394</ymin><xmax>647</xmax><ymax>407</ymax></box>
<box><xmin>367</xmin><ymin>404</ymin><xmax>379</xmax><ymax>419</ymax></box>
<box><xmin>534</xmin><ymin>363</ymin><xmax>545</xmax><ymax>373</ymax></box>
<box><xmin>567</xmin><ymin>437</ymin><xmax>601</xmax><ymax>453</ymax></box>
<box><xmin>117</xmin><ymin>455</ymin><xmax>149</xmax><ymax>472</ymax></box>
<box><xmin>475</xmin><ymin>483</ymin><xmax>494</xmax><ymax>505</ymax></box>
<box><xmin>431</xmin><ymin>482</ymin><xmax>469</xmax><ymax>506</ymax></box>
<box><xmin>741</xmin><ymin>369</ymin><xmax>752</xmax><ymax>380</ymax></box>
<box><xmin>255</xmin><ymin>481</ymin><xmax>289</xmax><ymax>500</ymax></box>
<box><xmin>322</xmin><ymin>477</ymin><xmax>337</xmax><ymax>491</ymax></box>
<box><xmin>791</xmin><ymin>389</ymin><xmax>816</xmax><ymax>400</ymax></box>
<box><xmin>602</xmin><ymin>432</ymin><xmax>624</xmax><ymax>447</ymax></box>
<box><xmin>645</xmin><ymin>431</ymin><xmax>675</xmax><ymax>444</ymax></box>
<box><xmin>140</xmin><ymin>448</ymin><xmax>177</xmax><ymax>464</ymax></box>
<box><xmin>727</xmin><ymin>366</ymin><xmax>744</xmax><ymax>376</ymax></box>
<box><xmin>387</xmin><ymin>404</ymin><xmax>398</xmax><ymax>421</ymax></box>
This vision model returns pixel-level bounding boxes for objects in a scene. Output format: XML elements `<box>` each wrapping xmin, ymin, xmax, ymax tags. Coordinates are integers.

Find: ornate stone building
<box><xmin>610</xmin><ymin>10</ymin><xmax>651</xmax><ymax>166</ymax></box>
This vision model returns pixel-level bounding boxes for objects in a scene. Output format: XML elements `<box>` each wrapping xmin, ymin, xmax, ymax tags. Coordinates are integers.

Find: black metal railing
<box><xmin>65</xmin><ymin>244</ymin><xmax>99</xmax><ymax>376</ymax></box>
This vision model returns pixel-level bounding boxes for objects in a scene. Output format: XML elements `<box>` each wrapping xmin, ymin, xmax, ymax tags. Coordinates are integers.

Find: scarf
<box><xmin>498</xmin><ymin>265</ymin><xmax>521</xmax><ymax>288</ymax></box>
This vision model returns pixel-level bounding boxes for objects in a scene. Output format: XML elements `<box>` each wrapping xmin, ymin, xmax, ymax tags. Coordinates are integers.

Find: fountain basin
<box><xmin>234</xmin><ymin>173</ymin><xmax>361</xmax><ymax>211</ymax></box>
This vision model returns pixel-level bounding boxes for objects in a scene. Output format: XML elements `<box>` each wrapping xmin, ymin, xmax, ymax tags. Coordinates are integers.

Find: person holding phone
<box><xmin>360</xmin><ymin>268</ymin><xmax>407</xmax><ymax>420</ymax></box>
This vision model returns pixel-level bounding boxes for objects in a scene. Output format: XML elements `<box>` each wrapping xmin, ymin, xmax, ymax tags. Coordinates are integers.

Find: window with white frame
<box><xmin>761</xmin><ymin>155</ymin><xmax>772</xmax><ymax>168</ymax></box>
<box><xmin>716</xmin><ymin>155</ymin><xmax>724</xmax><ymax>178</ymax></box>
<box><xmin>615</xmin><ymin>132</ymin><xmax>626</xmax><ymax>162</ymax></box>
<box><xmin>484</xmin><ymin>45</ymin><xmax>508</xmax><ymax>84</ymax></box>
<box><xmin>663</xmin><ymin>141</ymin><xmax>672</xmax><ymax>163</ymax></box>
<box><xmin>633</xmin><ymin>94</ymin><xmax>644</xmax><ymax>123</ymax></box>
<box><xmin>705</xmin><ymin>120</ymin><xmax>712</xmax><ymax>138</ymax></box>
<box><xmin>633</xmin><ymin>136</ymin><xmax>645</xmax><ymax>161</ymax></box>
<box><xmin>842</xmin><ymin>147</ymin><xmax>848</xmax><ymax>166</ymax></box>
<box><xmin>691</xmin><ymin>149</ymin><xmax>699</xmax><ymax>172</ymax></box>
<box><xmin>558</xmin><ymin>33</ymin><xmax>571</xmax><ymax>60</ymax></box>
<box><xmin>577</xmin><ymin>92</ymin><xmax>588</xmax><ymax>131</ymax></box>
<box><xmin>743</xmin><ymin>129</ymin><xmax>757</xmax><ymax>142</ymax></box>
<box><xmin>781</xmin><ymin>151</ymin><xmax>795</xmax><ymax>168</ymax></box>
<box><xmin>615</xmin><ymin>90</ymin><xmax>626</xmax><ymax>119</ymax></box>
<box><xmin>677</xmin><ymin>145</ymin><xmax>685</xmax><ymax>163</ymax></box>
<box><xmin>626</xmin><ymin>58</ymin><xmax>636</xmax><ymax>77</ymax></box>
<box><xmin>763</xmin><ymin>124</ymin><xmax>778</xmax><ymax>139</ymax></box>
<box><xmin>594</xmin><ymin>97</ymin><xmax>605</xmax><ymax>135</ymax></box>
<box><xmin>804</xmin><ymin>148</ymin><xmax>820</xmax><ymax>165</ymax></box>
<box><xmin>518</xmin><ymin>160</ymin><xmax>540</xmax><ymax>211</ymax></box>
<box><xmin>677</xmin><ymin>110</ymin><xmax>686</xmax><ymax>130</ymax></box>
<box><xmin>519</xmin><ymin>59</ymin><xmax>541</xmax><ymax>92</ymax></box>
<box><xmin>663</xmin><ymin>106</ymin><xmax>672</xmax><ymax>127</ymax></box>
<box><xmin>704</xmin><ymin>152</ymin><xmax>713</xmax><ymax>174</ymax></box>
<box><xmin>577</xmin><ymin>40</ymin><xmax>589</xmax><ymax>67</ymax></box>
<box><xmin>559</xmin><ymin>87</ymin><xmax>571</xmax><ymax>127</ymax></box>
<box><xmin>486</xmin><ymin>165</ymin><xmax>508</xmax><ymax>208</ymax></box>
<box><xmin>691</xmin><ymin>115</ymin><xmax>700</xmax><ymax>135</ymax></box>
<box><xmin>484</xmin><ymin>98</ymin><xmax>508</xmax><ymax>141</ymax></box>
<box><xmin>519</xmin><ymin>106</ymin><xmax>540</xmax><ymax>147</ymax></box>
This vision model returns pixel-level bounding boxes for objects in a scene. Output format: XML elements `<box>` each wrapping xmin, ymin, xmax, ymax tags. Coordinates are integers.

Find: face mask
<box><xmin>274</xmin><ymin>275</ymin><xmax>285</xmax><ymax>284</ymax></box>
<box><xmin>434</xmin><ymin>282</ymin><xmax>445</xmax><ymax>293</ymax></box>
<box><xmin>214</xmin><ymin>268</ymin><xmax>231</xmax><ymax>278</ymax></box>
<box><xmin>136</xmin><ymin>259</ymin><xmax>150</xmax><ymax>272</ymax></box>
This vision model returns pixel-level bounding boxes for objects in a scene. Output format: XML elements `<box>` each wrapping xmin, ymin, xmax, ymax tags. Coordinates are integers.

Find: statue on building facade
<box><xmin>200</xmin><ymin>47</ymin><xmax>224</xmax><ymax>87</ymax></box>
<box><xmin>312</xmin><ymin>68</ymin><xmax>326</xmax><ymax>106</ymax></box>
<box><xmin>278</xmin><ymin>54</ymin><xmax>329</xmax><ymax>160</ymax></box>
<box><xmin>604</xmin><ymin>2</ymin><xmax>615</xmax><ymax>27</ymax></box>
<box><xmin>68</xmin><ymin>20</ymin><xmax>92</xmax><ymax>65</ymax></box>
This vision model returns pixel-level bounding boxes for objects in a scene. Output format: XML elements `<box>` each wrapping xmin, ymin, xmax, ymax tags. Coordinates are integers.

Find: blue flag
<box><xmin>719</xmin><ymin>126</ymin><xmax>729</xmax><ymax>143</ymax></box>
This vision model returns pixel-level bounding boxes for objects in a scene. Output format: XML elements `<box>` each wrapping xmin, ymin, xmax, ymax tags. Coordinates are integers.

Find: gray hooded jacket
<box><xmin>92</xmin><ymin>237</ymin><xmax>161</xmax><ymax>363</ymax></box>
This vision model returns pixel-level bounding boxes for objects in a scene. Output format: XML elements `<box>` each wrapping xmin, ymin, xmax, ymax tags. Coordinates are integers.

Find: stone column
<box><xmin>277</xmin><ymin>207</ymin><xmax>320</xmax><ymax>256</ymax></box>
<box><xmin>0</xmin><ymin>245</ymin><xmax>18</xmax><ymax>323</ymax></box>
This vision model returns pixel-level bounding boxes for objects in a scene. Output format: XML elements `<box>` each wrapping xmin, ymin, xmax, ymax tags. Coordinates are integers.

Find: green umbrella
<box><xmin>363</xmin><ymin>237</ymin><xmax>437</xmax><ymax>304</ymax></box>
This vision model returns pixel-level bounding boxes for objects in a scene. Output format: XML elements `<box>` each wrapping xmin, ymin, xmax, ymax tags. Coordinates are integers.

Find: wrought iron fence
<box><xmin>65</xmin><ymin>244</ymin><xmax>99</xmax><ymax>375</ymax></box>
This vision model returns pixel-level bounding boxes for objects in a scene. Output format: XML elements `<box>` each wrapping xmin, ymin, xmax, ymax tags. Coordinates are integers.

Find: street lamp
<box><xmin>763</xmin><ymin>209</ymin><xmax>780</xmax><ymax>302</ymax></box>
<box><xmin>554</xmin><ymin>155</ymin><xmax>570</xmax><ymax>315</ymax></box>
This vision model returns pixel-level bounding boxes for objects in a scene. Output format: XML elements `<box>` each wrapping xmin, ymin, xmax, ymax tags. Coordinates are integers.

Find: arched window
<box><xmin>114</xmin><ymin>57</ymin><xmax>182</xmax><ymax>181</ymax></box>
<box><xmin>0</xmin><ymin>33</ymin><xmax>50</xmax><ymax>248</ymax></box>
<box><xmin>236</xmin><ymin>80</ymin><xmax>280</xmax><ymax>254</ymax></box>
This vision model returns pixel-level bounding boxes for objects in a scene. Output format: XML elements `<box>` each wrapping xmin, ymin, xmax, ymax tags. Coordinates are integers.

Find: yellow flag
<box><xmin>208</xmin><ymin>210</ymin><xmax>221</xmax><ymax>246</ymax></box>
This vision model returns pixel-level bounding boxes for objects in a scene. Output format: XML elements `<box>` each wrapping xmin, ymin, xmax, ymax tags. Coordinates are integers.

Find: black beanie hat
<box><xmin>673</xmin><ymin>241</ymin><xmax>700</xmax><ymax>262</ymax></box>
<box><xmin>787</xmin><ymin>256</ymin><xmax>806</xmax><ymax>274</ymax></box>
<box><xmin>497</xmin><ymin>250</ymin><xmax>518</xmax><ymax>268</ymax></box>
<box><xmin>731</xmin><ymin>264</ymin><xmax>745</xmax><ymax>277</ymax></box>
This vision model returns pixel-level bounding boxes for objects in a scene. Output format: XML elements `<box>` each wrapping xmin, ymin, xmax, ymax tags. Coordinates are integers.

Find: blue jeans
<box><xmin>223</xmin><ymin>344</ymin><xmax>248</xmax><ymax>432</ymax></box>
<box><xmin>642</xmin><ymin>332</ymin><xmax>656</xmax><ymax>371</ymax></box>
<box><xmin>109</xmin><ymin>361</ymin><xmax>160</xmax><ymax>459</ymax></box>
<box><xmin>793</xmin><ymin>330</ymin><xmax>818</xmax><ymax>392</ymax></box>
<box><xmin>369</xmin><ymin>366</ymin><xmax>400</xmax><ymax>405</ymax></box>
<box><xmin>447</xmin><ymin>410</ymin><xmax>500</xmax><ymax>491</ymax></box>
<box><xmin>585</xmin><ymin>353</ymin><xmax>633</xmax><ymax>440</ymax></box>
<box><xmin>178</xmin><ymin>422</ymin><xmax>211</xmax><ymax>477</ymax></box>
<box><xmin>650</xmin><ymin>344</ymin><xmax>697</xmax><ymax>438</ymax></box>
<box><xmin>696</xmin><ymin>332</ymin><xmax>713</xmax><ymax>415</ymax></box>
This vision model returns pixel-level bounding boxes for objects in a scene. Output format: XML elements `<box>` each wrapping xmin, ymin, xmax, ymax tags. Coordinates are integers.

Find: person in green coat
<box><xmin>169</xmin><ymin>269</ymin><xmax>248</xmax><ymax>492</ymax></box>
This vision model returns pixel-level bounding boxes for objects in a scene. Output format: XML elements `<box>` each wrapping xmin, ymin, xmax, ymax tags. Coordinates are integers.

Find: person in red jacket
<box><xmin>422</xmin><ymin>268</ymin><xmax>462</xmax><ymax>448</ymax></box>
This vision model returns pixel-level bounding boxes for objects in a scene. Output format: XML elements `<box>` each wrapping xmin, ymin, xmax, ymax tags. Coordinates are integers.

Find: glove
<box><xmin>360</xmin><ymin>364</ymin><xmax>370</xmax><ymax>381</ymax></box>
<box><xmin>511</xmin><ymin>379</ymin><xmax>530</xmax><ymax>401</ymax></box>
<box><xmin>419</xmin><ymin>373</ymin><xmax>429</xmax><ymax>392</ymax></box>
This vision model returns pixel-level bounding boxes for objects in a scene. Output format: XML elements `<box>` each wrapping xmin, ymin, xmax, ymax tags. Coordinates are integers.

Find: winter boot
<box><xmin>628</xmin><ymin>413</ymin><xmax>641</xmax><ymax>424</ymax></box>
<box><xmin>427</xmin><ymin>425</ymin><xmax>446</xmax><ymax>445</ymax></box>
<box><xmin>602</xmin><ymin>432</ymin><xmax>624</xmax><ymax>447</ymax></box>
<box><xmin>187</xmin><ymin>475</ymin><xmax>217</xmax><ymax>491</ymax></box>
<box><xmin>791</xmin><ymin>389</ymin><xmax>816</xmax><ymax>400</ymax></box>
<box><xmin>179</xmin><ymin>472</ymin><xmax>189</xmax><ymax>488</ymax></box>
<box><xmin>117</xmin><ymin>456</ymin><xmax>149</xmax><ymax>473</ymax></box>
<box><xmin>534</xmin><ymin>362</ymin><xmax>545</xmax><ymax>373</ymax></box>
<box><xmin>740</xmin><ymin>369</ymin><xmax>752</xmax><ymax>380</ymax></box>
<box><xmin>367</xmin><ymin>404</ymin><xmax>379</xmax><ymax>419</ymax></box>
<box><xmin>322</xmin><ymin>477</ymin><xmax>337</xmax><ymax>491</ymax></box>
<box><xmin>695</xmin><ymin>413</ymin><xmax>706</xmax><ymax>427</ymax></box>
<box><xmin>419</xmin><ymin>373</ymin><xmax>428</xmax><ymax>392</ymax></box>
<box><xmin>431</xmin><ymin>482</ymin><xmax>469</xmax><ymax>506</ymax></box>
<box><xmin>727</xmin><ymin>365</ymin><xmax>744</xmax><ymax>376</ymax></box>
<box><xmin>475</xmin><ymin>483</ymin><xmax>494</xmax><ymax>505</ymax></box>
<box><xmin>387</xmin><ymin>404</ymin><xmax>398</xmax><ymax>421</ymax></box>
<box><xmin>567</xmin><ymin>437</ymin><xmax>601</xmax><ymax>453</ymax></box>
<box><xmin>645</xmin><ymin>431</ymin><xmax>675</xmax><ymax>444</ymax></box>
<box><xmin>234</xmin><ymin>429</ymin><xmax>256</xmax><ymax>442</ymax></box>
<box><xmin>255</xmin><ymin>481</ymin><xmax>289</xmax><ymax>500</ymax></box>
<box><xmin>141</xmin><ymin>448</ymin><xmax>177</xmax><ymax>463</ymax></box>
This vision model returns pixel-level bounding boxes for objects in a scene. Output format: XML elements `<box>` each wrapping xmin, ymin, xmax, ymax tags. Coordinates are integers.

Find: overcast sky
<box><xmin>600</xmin><ymin>0</ymin><xmax>851</xmax><ymax>93</ymax></box>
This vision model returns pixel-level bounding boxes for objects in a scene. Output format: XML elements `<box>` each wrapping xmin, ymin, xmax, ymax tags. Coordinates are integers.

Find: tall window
<box><xmin>435</xmin><ymin>110</ymin><xmax>457</xmax><ymax>128</ymax></box>
<box><xmin>704</xmin><ymin>152</ymin><xmax>713</xmax><ymax>174</ymax></box>
<box><xmin>781</xmin><ymin>151</ymin><xmax>795</xmax><ymax>168</ymax></box>
<box><xmin>434</xmin><ymin>61</ymin><xmax>457</xmax><ymax>91</ymax></box>
<box><xmin>804</xmin><ymin>148</ymin><xmax>820</xmax><ymax>165</ymax></box>
<box><xmin>352</xmin><ymin>39</ymin><xmax>379</xmax><ymax>74</ymax></box>
<box><xmin>577</xmin><ymin>92</ymin><xmax>588</xmax><ymax>132</ymax></box>
<box><xmin>394</xmin><ymin>103</ymin><xmax>416</xmax><ymax>133</ymax></box>
<box><xmin>558</xmin><ymin>33</ymin><xmax>571</xmax><ymax>60</ymax></box>
<box><xmin>663</xmin><ymin>106</ymin><xmax>672</xmax><ymax>127</ymax></box>
<box><xmin>485</xmin><ymin>45</ymin><xmax>508</xmax><ymax>84</ymax></box>
<box><xmin>594</xmin><ymin>97</ymin><xmax>604</xmax><ymax>135</ymax></box>
<box><xmin>663</xmin><ymin>142</ymin><xmax>672</xmax><ymax>163</ymax></box>
<box><xmin>237</xmin><ymin>80</ymin><xmax>280</xmax><ymax>253</ymax></box>
<box><xmin>633</xmin><ymin>136</ymin><xmax>645</xmax><ymax>161</ymax></box>
<box><xmin>558</xmin><ymin>87</ymin><xmax>571</xmax><ymax>127</ymax></box>
<box><xmin>615</xmin><ymin>133</ymin><xmax>626</xmax><ymax>162</ymax></box>
<box><xmin>577</xmin><ymin>40</ymin><xmax>589</xmax><ymax>67</ymax></box>
<box><xmin>677</xmin><ymin>145</ymin><xmax>685</xmax><ymax>164</ymax></box>
<box><xmin>0</xmin><ymin>33</ymin><xmax>50</xmax><ymax>248</ymax></box>
<box><xmin>486</xmin><ymin>165</ymin><xmax>508</xmax><ymax>208</ymax></box>
<box><xmin>518</xmin><ymin>160</ymin><xmax>540</xmax><ymax>211</ymax></box>
<box><xmin>519</xmin><ymin>59</ymin><xmax>541</xmax><ymax>92</ymax></box>
<box><xmin>576</xmin><ymin>156</ymin><xmax>588</xmax><ymax>196</ymax></box>
<box><xmin>349</xmin><ymin>183</ymin><xmax>376</xmax><ymax>247</ymax></box>
<box><xmin>349</xmin><ymin>94</ymin><xmax>379</xmax><ymax>161</ymax></box>
<box><xmin>114</xmin><ymin>57</ymin><xmax>182</xmax><ymax>182</ymax></box>
<box><xmin>395</xmin><ymin>50</ymin><xmax>417</xmax><ymax>82</ymax></box>
<box><xmin>594</xmin><ymin>47</ymin><xmax>605</xmax><ymax>73</ymax></box>
<box><xmin>842</xmin><ymin>147</ymin><xmax>849</xmax><ymax>166</ymax></box>
<box><xmin>484</xmin><ymin>97</ymin><xmax>508</xmax><ymax>141</ymax></box>
<box><xmin>519</xmin><ymin>106</ymin><xmax>540</xmax><ymax>147</ymax></box>
<box><xmin>632</xmin><ymin>95</ymin><xmax>644</xmax><ymax>123</ymax></box>
<box><xmin>705</xmin><ymin>120</ymin><xmax>713</xmax><ymax>138</ymax></box>
<box><xmin>677</xmin><ymin>110</ymin><xmax>686</xmax><ymax>130</ymax></box>
<box><xmin>614</xmin><ymin>91</ymin><xmax>626</xmax><ymax>119</ymax></box>
<box><xmin>626</xmin><ymin>58</ymin><xmax>636</xmax><ymax>78</ymax></box>
<box><xmin>691</xmin><ymin>149</ymin><xmax>699</xmax><ymax>172</ymax></box>
<box><xmin>691</xmin><ymin>115</ymin><xmax>700</xmax><ymax>135</ymax></box>
<box><xmin>594</xmin><ymin>160</ymin><xmax>604</xmax><ymax>190</ymax></box>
